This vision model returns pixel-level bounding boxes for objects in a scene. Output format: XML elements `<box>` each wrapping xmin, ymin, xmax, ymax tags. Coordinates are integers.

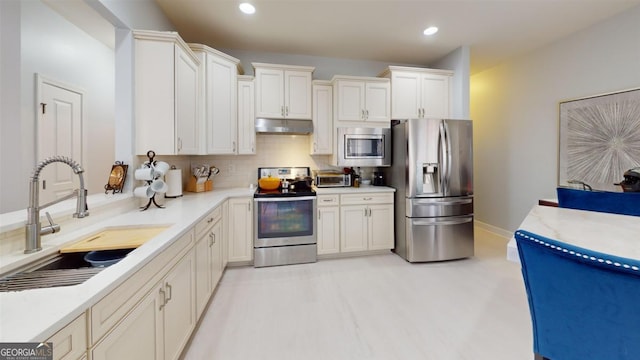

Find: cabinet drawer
<box><xmin>195</xmin><ymin>206</ymin><xmax>222</xmax><ymax>238</ymax></box>
<box><xmin>317</xmin><ymin>195</ymin><xmax>339</xmax><ymax>206</ymax></box>
<box><xmin>340</xmin><ymin>193</ymin><xmax>393</xmax><ymax>205</ymax></box>
<box><xmin>47</xmin><ymin>313</ymin><xmax>87</xmax><ymax>360</ymax></box>
<box><xmin>91</xmin><ymin>230</ymin><xmax>194</xmax><ymax>345</ymax></box>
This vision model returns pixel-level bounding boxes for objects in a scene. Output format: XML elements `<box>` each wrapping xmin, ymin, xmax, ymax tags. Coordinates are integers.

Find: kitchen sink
<box><xmin>0</xmin><ymin>252</ymin><xmax>101</xmax><ymax>292</ymax></box>
<box><xmin>0</xmin><ymin>224</ymin><xmax>170</xmax><ymax>292</ymax></box>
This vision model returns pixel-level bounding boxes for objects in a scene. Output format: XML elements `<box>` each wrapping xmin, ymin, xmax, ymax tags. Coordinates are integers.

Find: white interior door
<box><xmin>37</xmin><ymin>75</ymin><xmax>83</xmax><ymax>205</ymax></box>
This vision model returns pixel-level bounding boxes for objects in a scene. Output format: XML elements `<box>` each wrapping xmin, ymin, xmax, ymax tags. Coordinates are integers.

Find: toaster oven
<box><xmin>314</xmin><ymin>172</ymin><xmax>351</xmax><ymax>187</ymax></box>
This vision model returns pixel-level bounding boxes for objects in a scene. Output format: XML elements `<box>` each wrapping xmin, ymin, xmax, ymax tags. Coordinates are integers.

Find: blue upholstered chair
<box><xmin>557</xmin><ymin>187</ymin><xmax>640</xmax><ymax>217</ymax></box>
<box><xmin>514</xmin><ymin>230</ymin><xmax>640</xmax><ymax>360</ymax></box>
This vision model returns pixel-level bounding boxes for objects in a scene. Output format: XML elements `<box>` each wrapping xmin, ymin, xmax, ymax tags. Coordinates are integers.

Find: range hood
<box><xmin>255</xmin><ymin>118</ymin><xmax>313</xmax><ymax>134</ymax></box>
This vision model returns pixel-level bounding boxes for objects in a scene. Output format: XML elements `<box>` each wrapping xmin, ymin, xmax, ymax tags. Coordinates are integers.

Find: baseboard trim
<box><xmin>474</xmin><ymin>220</ymin><xmax>513</xmax><ymax>240</ymax></box>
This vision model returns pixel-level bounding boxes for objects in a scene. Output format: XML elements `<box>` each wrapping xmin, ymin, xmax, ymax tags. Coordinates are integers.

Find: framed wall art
<box><xmin>558</xmin><ymin>88</ymin><xmax>640</xmax><ymax>192</ymax></box>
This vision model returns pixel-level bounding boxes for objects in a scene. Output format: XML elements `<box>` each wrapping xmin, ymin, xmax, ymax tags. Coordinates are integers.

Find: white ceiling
<box><xmin>154</xmin><ymin>0</ymin><xmax>640</xmax><ymax>74</ymax></box>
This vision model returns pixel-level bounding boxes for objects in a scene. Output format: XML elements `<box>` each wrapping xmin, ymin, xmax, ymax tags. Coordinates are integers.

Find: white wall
<box><xmin>0</xmin><ymin>1</ymin><xmax>116</xmax><ymax>213</ymax></box>
<box><xmin>98</xmin><ymin>0</ymin><xmax>175</xmax><ymax>31</ymax></box>
<box><xmin>0</xmin><ymin>0</ymin><xmax>22</xmax><ymax>212</ymax></box>
<box><xmin>432</xmin><ymin>46</ymin><xmax>471</xmax><ymax>119</ymax></box>
<box><xmin>471</xmin><ymin>5</ymin><xmax>640</xmax><ymax>233</ymax></box>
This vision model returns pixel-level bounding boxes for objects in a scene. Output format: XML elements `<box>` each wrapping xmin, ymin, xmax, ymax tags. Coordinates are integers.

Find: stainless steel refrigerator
<box><xmin>386</xmin><ymin>118</ymin><xmax>474</xmax><ymax>262</ymax></box>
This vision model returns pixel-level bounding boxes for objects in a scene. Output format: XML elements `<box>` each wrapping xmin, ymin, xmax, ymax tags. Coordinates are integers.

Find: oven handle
<box><xmin>254</xmin><ymin>196</ymin><xmax>317</xmax><ymax>202</ymax></box>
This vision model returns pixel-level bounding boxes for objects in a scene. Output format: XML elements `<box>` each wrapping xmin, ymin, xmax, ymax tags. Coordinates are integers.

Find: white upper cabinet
<box><xmin>134</xmin><ymin>30</ymin><xmax>200</xmax><ymax>155</ymax></box>
<box><xmin>380</xmin><ymin>66</ymin><xmax>453</xmax><ymax>120</ymax></box>
<box><xmin>237</xmin><ymin>76</ymin><xmax>256</xmax><ymax>154</ymax></box>
<box><xmin>332</xmin><ymin>76</ymin><xmax>390</xmax><ymax>127</ymax></box>
<box><xmin>253</xmin><ymin>63</ymin><xmax>315</xmax><ymax>120</ymax></box>
<box><xmin>190</xmin><ymin>44</ymin><xmax>241</xmax><ymax>155</ymax></box>
<box><xmin>310</xmin><ymin>81</ymin><xmax>333</xmax><ymax>155</ymax></box>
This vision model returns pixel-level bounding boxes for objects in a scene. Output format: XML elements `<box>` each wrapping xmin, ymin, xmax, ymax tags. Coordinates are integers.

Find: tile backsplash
<box><xmin>138</xmin><ymin>134</ymin><xmax>337</xmax><ymax>191</ymax></box>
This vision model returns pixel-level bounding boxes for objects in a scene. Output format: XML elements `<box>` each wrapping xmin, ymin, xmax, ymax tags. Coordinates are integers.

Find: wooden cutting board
<box><xmin>60</xmin><ymin>226</ymin><xmax>170</xmax><ymax>253</ymax></box>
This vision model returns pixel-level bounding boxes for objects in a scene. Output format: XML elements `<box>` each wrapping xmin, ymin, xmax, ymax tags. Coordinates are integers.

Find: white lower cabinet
<box><xmin>227</xmin><ymin>197</ymin><xmax>253</xmax><ymax>263</ymax></box>
<box><xmin>339</xmin><ymin>193</ymin><xmax>394</xmax><ymax>253</ymax></box>
<box><xmin>195</xmin><ymin>206</ymin><xmax>223</xmax><ymax>317</ymax></box>
<box><xmin>317</xmin><ymin>195</ymin><xmax>340</xmax><ymax>255</ymax></box>
<box><xmin>222</xmin><ymin>200</ymin><xmax>229</xmax><ymax>268</ymax></box>
<box><xmin>46</xmin><ymin>313</ymin><xmax>87</xmax><ymax>360</ymax></box>
<box><xmin>91</xmin><ymin>283</ymin><xmax>163</xmax><ymax>360</ymax></box>
<box><xmin>162</xmin><ymin>250</ymin><xmax>197</xmax><ymax>360</ymax></box>
<box><xmin>91</xmin><ymin>238</ymin><xmax>196</xmax><ymax>360</ymax></box>
<box><xmin>194</xmin><ymin>218</ymin><xmax>223</xmax><ymax>316</ymax></box>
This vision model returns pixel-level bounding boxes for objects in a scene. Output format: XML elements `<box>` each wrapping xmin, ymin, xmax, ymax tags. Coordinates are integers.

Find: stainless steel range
<box><xmin>253</xmin><ymin>167</ymin><xmax>317</xmax><ymax>267</ymax></box>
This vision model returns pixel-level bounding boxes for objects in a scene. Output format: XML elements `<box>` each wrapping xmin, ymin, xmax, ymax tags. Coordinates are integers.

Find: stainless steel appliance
<box><xmin>386</xmin><ymin>118</ymin><xmax>474</xmax><ymax>262</ymax></box>
<box><xmin>313</xmin><ymin>170</ymin><xmax>351</xmax><ymax>187</ymax></box>
<box><xmin>335</xmin><ymin>127</ymin><xmax>391</xmax><ymax>167</ymax></box>
<box><xmin>254</xmin><ymin>167</ymin><xmax>317</xmax><ymax>267</ymax></box>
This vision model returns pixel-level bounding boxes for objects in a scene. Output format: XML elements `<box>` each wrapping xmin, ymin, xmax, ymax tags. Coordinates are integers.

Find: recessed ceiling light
<box><xmin>423</xmin><ymin>26</ymin><xmax>439</xmax><ymax>36</ymax></box>
<box><xmin>239</xmin><ymin>3</ymin><xmax>256</xmax><ymax>14</ymax></box>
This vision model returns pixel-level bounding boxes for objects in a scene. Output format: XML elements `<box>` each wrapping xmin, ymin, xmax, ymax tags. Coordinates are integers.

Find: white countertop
<box><xmin>313</xmin><ymin>186</ymin><xmax>395</xmax><ymax>194</ymax></box>
<box><xmin>508</xmin><ymin>205</ymin><xmax>640</xmax><ymax>263</ymax></box>
<box><xmin>0</xmin><ymin>188</ymin><xmax>253</xmax><ymax>342</ymax></box>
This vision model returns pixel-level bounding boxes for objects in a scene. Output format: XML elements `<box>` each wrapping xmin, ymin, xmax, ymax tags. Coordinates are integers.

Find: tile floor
<box><xmin>182</xmin><ymin>228</ymin><xmax>533</xmax><ymax>360</ymax></box>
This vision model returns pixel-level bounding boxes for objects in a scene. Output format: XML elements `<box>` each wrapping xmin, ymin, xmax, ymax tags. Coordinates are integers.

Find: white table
<box><xmin>508</xmin><ymin>205</ymin><xmax>640</xmax><ymax>263</ymax></box>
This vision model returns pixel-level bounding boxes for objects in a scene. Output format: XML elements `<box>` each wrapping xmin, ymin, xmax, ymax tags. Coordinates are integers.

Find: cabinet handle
<box><xmin>233</xmin><ymin>141</ymin><xmax>236</xmax><ymax>153</ymax></box>
<box><xmin>159</xmin><ymin>288</ymin><xmax>166</xmax><ymax>310</ymax></box>
<box><xmin>209</xmin><ymin>231</ymin><xmax>214</xmax><ymax>246</ymax></box>
<box><xmin>361</xmin><ymin>109</ymin><xmax>365</xmax><ymax>120</ymax></box>
<box><xmin>207</xmin><ymin>217</ymin><xmax>214</xmax><ymax>223</ymax></box>
<box><xmin>281</xmin><ymin>105</ymin><xmax>285</xmax><ymax>117</ymax></box>
<box><xmin>366</xmin><ymin>109</ymin><xmax>369</xmax><ymax>119</ymax></box>
<box><xmin>285</xmin><ymin>106</ymin><xmax>289</xmax><ymax>116</ymax></box>
<box><xmin>165</xmin><ymin>283</ymin><xmax>172</xmax><ymax>304</ymax></box>
<box><xmin>177</xmin><ymin>138</ymin><xmax>183</xmax><ymax>152</ymax></box>
<box><xmin>363</xmin><ymin>197</ymin><xmax>373</xmax><ymax>201</ymax></box>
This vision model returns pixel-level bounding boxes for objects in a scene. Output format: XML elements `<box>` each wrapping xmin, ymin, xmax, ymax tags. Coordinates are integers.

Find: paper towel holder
<box><xmin>165</xmin><ymin>165</ymin><xmax>183</xmax><ymax>198</ymax></box>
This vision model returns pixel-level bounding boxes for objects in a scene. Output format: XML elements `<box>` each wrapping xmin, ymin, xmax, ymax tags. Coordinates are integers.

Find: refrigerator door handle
<box><xmin>412</xmin><ymin>217</ymin><xmax>473</xmax><ymax>226</ymax></box>
<box><xmin>439</xmin><ymin>121</ymin><xmax>449</xmax><ymax>195</ymax></box>
<box><xmin>442</xmin><ymin>121</ymin><xmax>454</xmax><ymax>196</ymax></box>
<box><xmin>411</xmin><ymin>198</ymin><xmax>473</xmax><ymax>205</ymax></box>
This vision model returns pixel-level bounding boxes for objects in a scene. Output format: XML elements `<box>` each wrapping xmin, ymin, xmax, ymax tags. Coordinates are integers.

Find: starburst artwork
<box><xmin>559</xmin><ymin>88</ymin><xmax>640</xmax><ymax>191</ymax></box>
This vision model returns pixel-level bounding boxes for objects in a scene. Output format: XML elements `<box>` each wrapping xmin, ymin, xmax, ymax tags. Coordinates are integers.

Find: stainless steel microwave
<box><xmin>336</xmin><ymin>127</ymin><xmax>391</xmax><ymax>167</ymax></box>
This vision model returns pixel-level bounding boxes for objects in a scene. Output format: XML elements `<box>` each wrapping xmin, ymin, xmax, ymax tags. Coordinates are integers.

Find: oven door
<box><xmin>254</xmin><ymin>196</ymin><xmax>317</xmax><ymax>247</ymax></box>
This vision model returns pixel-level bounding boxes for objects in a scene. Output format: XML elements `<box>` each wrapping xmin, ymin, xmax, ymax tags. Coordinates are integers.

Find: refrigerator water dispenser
<box><xmin>422</xmin><ymin>163</ymin><xmax>439</xmax><ymax>193</ymax></box>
